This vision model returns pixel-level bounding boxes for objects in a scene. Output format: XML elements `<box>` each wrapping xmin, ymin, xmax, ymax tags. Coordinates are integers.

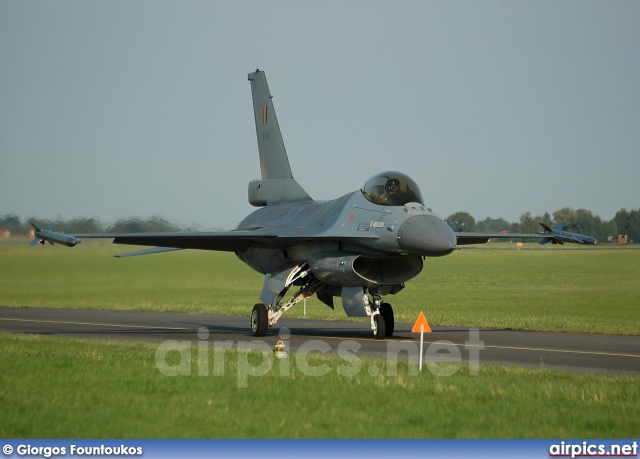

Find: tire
<box><xmin>372</xmin><ymin>313</ymin><xmax>386</xmax><ymax>340</ymax></box>
<box><xmin>251</xmin><ymin>303</ymin><xmax>268</xmax><ymax>337</ymax></box>
<box><xmin>380</xmin><ymin>303</ymin><xmax>394</xmax><ymax>337</ymax></box>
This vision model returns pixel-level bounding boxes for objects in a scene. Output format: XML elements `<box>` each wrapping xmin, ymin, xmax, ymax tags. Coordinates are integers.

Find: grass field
<box><xmin>1</xmin><ymin>242</ymin><xmax>639</xmax><ymax>438</ymax></box>
<box><xmin>1</xmin><ymin>243</ymin><xmax>638</xmax><ymax>334</ymax></box>
<box><xmin>1</xmin><ymin>333</ymin><xmax>638</xmax><ymax>438</ymax></box>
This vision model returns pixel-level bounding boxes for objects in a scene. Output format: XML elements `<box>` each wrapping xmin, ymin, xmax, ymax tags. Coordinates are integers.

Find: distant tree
<box><xmin>445</xmin><ymin>212</ymin><xmax>476</xmax><ymax>232</ymax></box>
<box><xmin>629</xmin><ymin>210</ymin><xmax>640</xmax><ymax>243</ymax></box>
<box><xmin>553</xmin><ymin>207</ymin><xmax>577</xmax><ymax>228</ymax></box>
<box><xmin>58</xmin><ymin>218</ymin><xmax>104</xmax><ymax>234</ymax></box>
<box><xmin>600</xmin><ymin>220</ymin><xmax>618</xmax><ymax>242</ymax></box>
<box><xmin>573</xmin><ymin>209</ymin><xmax>601</xmax><ymax>238</ymax></box>
<box><xmin>614</xmin><ymin>209</ymin><xmax>630</xmax><ymax>237</ymax></box>
<box><xmin>515</xmin><ymin>212</ymin><xmax>539</xmax><ymax>234</ymax></box>
<box><xmin>509</xmin><ymin>212</ymin><xmax>554</xmax><ymax>235</ymax></box>
<box><xmin>614</xmin><ymin>208</ymin><xmax>640</xmax><ymax>242</ymax></box>
<box><xmin>540</xmin><ymin>211</ymin><xmax>554</xmax><ymax>227</ymax></box>
<box><xmin>0</xmin><ymin>214</ymin><xmax>24</xmax><ymax>235</ymax></box>
<box><xmin>107</xmin><ymin>216</ymin><xmax>182</xmax><ymax>233</ymax></box>
<box><xmin>476</xmin><ymin>217</ymin><xmax>511</xmax><ymax>233</ymax></box>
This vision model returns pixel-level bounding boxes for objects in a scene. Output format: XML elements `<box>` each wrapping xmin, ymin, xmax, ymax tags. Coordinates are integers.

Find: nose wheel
<box><xmin>371</xmin><ymin>303</ymin><xmax>395</xmax><ymax>339</ymax></box>
<box><xmin>251</xmin><ymin>303</ymin><xmax>268</xmax><ymax>337</ymax></box>
<box><xmin>371</xmin><ymin>303</ymin><xmax>394</xmax><ymax>339</ymax></box>
<box><xmin>380</xmin><ymin>303</ymin><xmax>394</xmax><ymax>336</ymax></box>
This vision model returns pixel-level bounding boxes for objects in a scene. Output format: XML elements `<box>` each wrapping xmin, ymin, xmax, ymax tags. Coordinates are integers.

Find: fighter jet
<box><xmin>31</xmin><ymin>70</ymin><xmax>597</xmax><ymax>339</ymax></box>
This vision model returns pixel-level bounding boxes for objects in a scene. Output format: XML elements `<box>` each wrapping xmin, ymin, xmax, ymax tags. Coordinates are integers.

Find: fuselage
<box><xmin>235</xmin><ymin>189</ymin><xmax>456</xmax><ymax>277</ymax></box>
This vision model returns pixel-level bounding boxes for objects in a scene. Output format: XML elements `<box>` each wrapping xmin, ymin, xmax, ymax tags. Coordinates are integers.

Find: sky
<box><xmin>1</xmin><ymin>1</ymin><xmax>639</xmax><ymax>230</ymax></box>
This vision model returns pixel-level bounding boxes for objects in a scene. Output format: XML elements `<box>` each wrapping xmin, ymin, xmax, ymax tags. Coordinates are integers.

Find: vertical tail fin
<box><xmin>247</xmin><ymin>70</ymin><xmax>311</xmax><ymax>206</ymax></box>
<box><xmin>248</xmin><ymin>70</ymin><xmax>291</xmax><ymax>180</ymax></box>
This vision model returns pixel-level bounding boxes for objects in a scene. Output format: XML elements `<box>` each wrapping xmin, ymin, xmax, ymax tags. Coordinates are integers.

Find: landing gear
<box><xmin>250</xmin><ymin>265</ymin><xmax>323</xmax><ymax>337</ymax></box>
<box><xmin>380</xmin><ymin>303</ymin><xmax>394</xmax><ymax>337</ymax></box>
<box><xmin>251</xmin><ymin>303</ymin><xmax>268</xmax><ymax>337</ymax></box>
<box><xmin>371</xmin><ymin>313</ymin><xmax>386</xmax><ymax>340</ymax></box>
<box><xmin>370</xmin><ymin>304</ymin><xmax>394</xmax><ymax>339</ymax></box>
<box><xmin>251</xmin><ymin>273</ymin><xmax>397</xmax><ymax>340</ymax></box>
<box><xmin>363</xmin><ymin>289</ymin><xmax>394</xmax><ymax>339</ymax></box>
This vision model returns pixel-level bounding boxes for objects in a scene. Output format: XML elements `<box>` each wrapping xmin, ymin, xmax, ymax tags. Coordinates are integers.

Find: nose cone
<box><xmin>398</xmin><ymin>215</ymin><xmax>456</xmax><ymax>256</ymax></box>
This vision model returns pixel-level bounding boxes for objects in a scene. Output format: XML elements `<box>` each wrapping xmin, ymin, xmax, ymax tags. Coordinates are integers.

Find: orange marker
<box><xmin>412</xmin><ymin>311</ymin><xmax>431</xmax><ymax>333</ymax></box>
<box><xmin>412</xmin><ymin>312</ymin><xmax>431</xmax><ymax>371</ymax></box>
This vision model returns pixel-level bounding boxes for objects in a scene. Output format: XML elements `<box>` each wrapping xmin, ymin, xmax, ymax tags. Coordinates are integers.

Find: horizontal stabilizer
<box><xmin>248</xmin><ymin>178</ymin><xmax>312</xmax><ymax>207</ymax></box>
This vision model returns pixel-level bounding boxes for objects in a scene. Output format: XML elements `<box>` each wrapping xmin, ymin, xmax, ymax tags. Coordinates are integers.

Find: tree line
<box><xmin>446</xmin><ymin>207</ymin><xmax>640</xmax><ymax>243</ymax></box>
<box><xmin>0</xmin><ymin>215</ymin><xmax>201</xmax><ymax>237</ymax></box>
<box><xmin>1</xmin><ymin>207</ymin><xmax>639</xmax><ymax>243</ymax></box>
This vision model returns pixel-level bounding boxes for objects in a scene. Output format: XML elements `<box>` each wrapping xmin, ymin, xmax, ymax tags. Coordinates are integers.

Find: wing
<box><xmin>73</xmin><ymin>230</ymin><xmax>277</xmax><ymax>252</ymax></box>
<box><xmin>30</xmin><ymin>225</ymin><xmax>380</xmax><ymax>255</ymax></box>
<box><xmin>29</xmin><ymin>224</ymin><xmax>280</xmax><ymax>253</ymax></box>
<box><xmin>455</xmin><ymin>223</ymin><xmax>597</xmax><ymax>246</ymax></box>
<box><xmin>455</xmin><ymin>231</ymin><xmax>550</xmax><ymax>246</ymax></box>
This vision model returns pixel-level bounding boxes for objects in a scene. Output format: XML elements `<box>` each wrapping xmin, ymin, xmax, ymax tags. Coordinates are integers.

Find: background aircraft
<box><xmin>31</xmin><ymin>70</ymin><xmax>597</xmax><ymax>339</ymax></box>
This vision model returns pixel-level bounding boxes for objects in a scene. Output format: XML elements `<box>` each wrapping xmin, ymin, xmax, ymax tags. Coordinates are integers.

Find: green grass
<box><xmin>1</xmin><ymin>333</ymin><xmax>637</xmax><ymax>438</ymax></box>
<box><xmin>1</xmin><ymin>244</ymin><xmax>638</xmax><ymax>439</ymax></box>
<box><xmin>1</xmin><ymin>243</ymin><xmax>638</xmax><ymax>334</ymax></box>
<box><xmin>413</xmin><ymin>246</ymin><xmax>640</xmax><ymax>335</ymax></box>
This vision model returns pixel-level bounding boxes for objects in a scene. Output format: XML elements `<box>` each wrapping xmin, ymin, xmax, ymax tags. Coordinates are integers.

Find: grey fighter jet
<box><xmin>31</xmin><ymin>70</ymin><xmax>597</xmax><ymax>339</ymax></box>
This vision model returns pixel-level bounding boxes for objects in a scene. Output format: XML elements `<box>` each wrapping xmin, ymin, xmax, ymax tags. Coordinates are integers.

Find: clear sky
<box><xmin>1</xmin><ymin>1</ymin><xmax>638</xmax><ymax>230</ymax></box>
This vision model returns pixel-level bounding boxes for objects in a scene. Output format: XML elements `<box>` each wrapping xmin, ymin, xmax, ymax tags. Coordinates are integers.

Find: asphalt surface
<box><xmin>0</xmin><ymin>306</ymin><xmax>638</xmax><ymax>377</ymax></box>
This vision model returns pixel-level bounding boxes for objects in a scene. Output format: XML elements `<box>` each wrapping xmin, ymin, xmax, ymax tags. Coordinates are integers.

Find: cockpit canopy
<box><xmin>361</xmin><ymin>171</ymin><xmax>424</xmax><ymax>206</ymax></box>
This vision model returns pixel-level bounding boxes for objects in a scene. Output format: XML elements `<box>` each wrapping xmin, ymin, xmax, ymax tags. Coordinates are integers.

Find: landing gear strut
<box><xmin>363</xmin><ymin>289</ymin><xmax>394</xmax><ymax>339</ymax></box>
<box><xmin>250</xmin><ymin>273</ymin><xmax>396</xmax><ymax>339</ymax></box>
<box><xmin>250</xmin><ymin>269</ymin><xmax>322</xmax><ymax>337</ymax></box>
<box><xmin>371</xmin><ymin>313</ymin><xmax>386</xmax><ymax>339</ymax></box>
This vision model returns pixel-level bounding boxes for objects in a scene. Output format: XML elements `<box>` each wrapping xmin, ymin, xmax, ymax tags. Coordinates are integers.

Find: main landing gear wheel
<box><xmin>251</xmin><ymin>303</ymin><xmax>268</xmax><ymax>337</ymax></box>
<box><xmin>372</xmin><ymin>314</ymin><xmax>386</xmax><ymax>340</ymax></box>
<box><xmin>380</xmin><ymin>303</ymin><xmax>394</xmax><ymax>337</ymax></box>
